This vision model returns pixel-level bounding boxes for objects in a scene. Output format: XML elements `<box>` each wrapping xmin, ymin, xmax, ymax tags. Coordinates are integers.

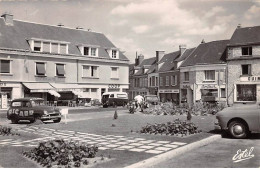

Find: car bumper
<box><xmin>214</xmin><ymin>120</ymin><xmax>222</xmax><ymax>130</ymax></box>
<box><xmin>41</xmin><ymin>115</ymin><xmax>61</xmax><ymax>120</ymax></box>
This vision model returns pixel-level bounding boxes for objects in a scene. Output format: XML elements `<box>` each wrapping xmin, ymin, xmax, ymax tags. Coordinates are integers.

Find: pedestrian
<box><xmin>134</xmin><ymin>95</ymin><xmax>144</xmax><ymax>112</ymax></box>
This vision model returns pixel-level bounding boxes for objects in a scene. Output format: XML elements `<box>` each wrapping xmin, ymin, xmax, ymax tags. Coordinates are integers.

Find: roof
<box><xmin>134</xmin><ymin>57</ymin><xmax>156</xmax><ymax>75</ymax></box>
<box><xmin>181</xmin><ymin>40</ymin><xmax>229</xmax><ymax>67</ymax></box>
<box><xmin>175</xmin><ymin>47</ymin><xmax>196</xmax><ymax>62</ymax></box>
<box><xmin>229</xmin><ymin>26</ymin><xmax>260</xmax><ymax>46</ymax></box>
<box><xmin>158</xmin><ymin>51</ymin><xmax>180</xmax><ymax>72</ymax></box>
<box><xmin>0</xmin><ymin>18</ymin><xmax>128</xmax><ymax>61</ymax></box>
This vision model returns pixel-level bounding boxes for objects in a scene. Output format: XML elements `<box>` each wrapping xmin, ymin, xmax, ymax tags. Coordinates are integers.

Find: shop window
<box><xmin>184</xmin><ymin>72</ymin><xmax>189</xmax><ymax>81</ymax></box>
<box><xmin>241</xmin><ymin>64</ymin><xmax>251</xmax><ymax>75</ymax></box>
<box><xmin>242</xmin><ymin>47</ymin><xmax>252</xmax><ymax>56</ymax></box>
<box><xmin>35</xmin><ymin>62</ymin><xmax>46</xmax><ymax>76</ymax></box>
<box><xmin>0</xmin><ymin>60</ymin><xmax>10</xmax><ymax>73</ymax></box>
<box><xmin>205</xmin><ymin>70</ymin><xmax>215</xmax><ymax>81</ymax></box>
<box><xmin>91</xmin><ymin>88</ymin><xmax>97</xmax><ymax>92</ymax></box>
<box><xmin>56</xmin><ymin>64</ymin><xmax>65</xmax><ymax>77</ymax></box>
<box><xmin>220</xmin><ymin>88</ymin><xmax>226</xmax><ymax>98</ymax></box>
<box><xmin>111</xmin><ymin>67</ymin><xmax>118</xmax><ymax>78</ymax></box>
<box><xmin>237</xmin><ymin>84</ymin><xmax>256</xmax><ymax>101</ymax></box>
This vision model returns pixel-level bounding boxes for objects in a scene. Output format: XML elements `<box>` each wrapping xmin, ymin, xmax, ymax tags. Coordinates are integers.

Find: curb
<box><xmin>125</xmin><ymin>134</ymin><xmax>221</xmax><ymax>168</ymax></box>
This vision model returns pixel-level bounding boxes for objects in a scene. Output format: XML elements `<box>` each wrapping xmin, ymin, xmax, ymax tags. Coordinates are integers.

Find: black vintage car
<box><xmin>7</xmin><ymin>98</ymin><xmax>61</xmax><ymax>124</ymax></box>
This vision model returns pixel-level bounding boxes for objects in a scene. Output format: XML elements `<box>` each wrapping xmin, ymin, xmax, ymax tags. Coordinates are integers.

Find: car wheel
<box><xmin>11</xmin><ymin>118</ymin><xmax>18</xmax><ymax>124</ymax></box>
<box><xmin>228</xmin><ymin>120</ymin><xmax>249</xmax><ymax>139</ymax></box>
<box><xmin>53</xmin><ymin>118</ymin><xmax>61</xmax><ymax>123</ymax></box>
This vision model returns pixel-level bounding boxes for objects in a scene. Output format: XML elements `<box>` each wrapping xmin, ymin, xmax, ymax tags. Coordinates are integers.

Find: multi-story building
<box><xmin>0</xmin><ymin>13</ymin><xmax>129</xmax><ymax>108</ymax></box>
<box><xmin>128</xmin><ymin>54</ymin><xmax>155</xmax><ymax>100</ymax></box>
<box><xmin>227</xmin><ymin>25</ymin><xmax>260</xmax><ymax>105</ymax></box>
<box><xmin>158</xmin><ymin>45</ymin><xmax>194</xmax><ymax>103</ymax></box>
<box><xmin>179</xmin><ymin>40</ymin><xmax>229</xmax><ymax>106</ymax></box>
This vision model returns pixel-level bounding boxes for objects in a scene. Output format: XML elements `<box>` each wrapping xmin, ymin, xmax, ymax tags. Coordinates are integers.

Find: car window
<box><xmin>23</xmin><ymin>102</ymin><xmax>32</xmax><ymax>107</ymax></box>
<box><xmin>31</xmin><ymin>100</ymin><xmax>45</xmax><ymax>106</ymax></box>
<box><xmin>117</xmin><ymin>94</ymin><xmax>127</xmax><ymax>98</ymax></box>
<box><xmin>11</xmin><ymin>102</ymin><xmax>22</xmax><ymax>107</ymax></box>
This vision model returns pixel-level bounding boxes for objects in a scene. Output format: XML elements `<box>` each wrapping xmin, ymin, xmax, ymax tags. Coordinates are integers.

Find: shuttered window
<box><xmin>42</xmin><ymin>42</ymin><xmax>50</xmax><ymax>52</ymax></box>
<box><xmin>82</xmin><ymin>66</ymin><xmax>90</xmax><ymax>77</ymax></box>
<box><xmin>36</xmin><ymin>62</ymin><xmax>46</xmax><ymax>76</ymax></box>
<box><xmin>56</xmin><ymin>64</ymin><xmax>65</xmax><ymax>76</ymax></box>
<box><xmin>111</xmin><ymin>67</ymin><xmax>118</xmax><ymax>78</ymax></box>
<box><xmin>34</xmin><ymin>41</ymin><xmax>41</xmax><ymax>51</ymax></box>
<box><xmin>51</xmin><ymin>43</ymin><xmax>59</xmax><ymax>54</ymax></box>
<box><xmin>0</xmin><ymin>60</ymin><xmax>10</xmax><ymax>73</ymax></box>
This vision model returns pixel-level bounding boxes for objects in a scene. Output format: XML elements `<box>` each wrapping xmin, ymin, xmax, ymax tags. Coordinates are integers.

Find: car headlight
<box><xmin>43</xmin><ymin>110</ymin><xmax>48</xmax><ymax>115</ymax></box>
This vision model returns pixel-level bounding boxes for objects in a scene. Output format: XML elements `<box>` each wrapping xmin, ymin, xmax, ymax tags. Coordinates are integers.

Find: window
<box><xmin>205</xmin><ymin>70</ymin><xmax>215</xmax><ymax>81</ymax></box>
<box><xmin>111</xmin><ymin>67</ymin><xmax>118</xmax><ymax>78</ymax></box>
<box><xmin>35</xmin><ymin>62</ymin><xmax>46</xmax><ymax>76</ymax></box>
<box><xmin>82</xmin><ymin>65</ymin><xmax>98</xmax><ymax>78</ymax></box>
<box><xmin>112</xmin><ymin>50</ymin><xmax>117</xmax><ymax>58</ymax></box>
<box><xmin>56</xmin><ymin>64</ymin><xmax>65</xmax><ymax>77</ymax></box>
<box><xmin>171</xmin><ymin>75</ymin><xmax>177</xmax><ymax>85</ymax></box>
<box><xmin>155</xmin><ymin>77</ymin><xmax>158</xmax><ymax>86</ymax></box>
<box><xmin>184</xmin><ymin>72</ymin><xmax>189</xmax><ymax>81</ymax></box>
<box><xmin>220</xmin><ymin>88</ymin><xmax>226</xmax><ymax>98</ymax></box>
<box><xmin>149</xmin><ymin>77</ymin><xmax>152</xmax><ymax>86</ymax></box>
<box><xmin>166</xmin><ymin>76</ymin><xmax>169</xmax><ymax>86</ymax></box>
<box><xmin>91</xmin><ymin>48</ymin><xmax>97</xmax><ymax>56</ymax></box>
<box><xmin>237</xmin><ymin>84</ymin><xmax>256</xmax><ymax>101</ymax></box>
<box><xmin>242</xmin><ymin>47</ymin><xmax>252</xmax><ymax>56</ymax></box>
<box><xmin>160</xmin><ymin>77</ymin><xmax>163</xmax><ymax>86</ymax></box>
<box><xmin>91</xmin><ymin>88</ymin><xmax>97</xmax><ymax>92</ymax></box>
<box><xmin>241</xmin><ymin>64</ymin><xmax>251</xmax><ymax>75</ymax></box>
<box><xmin>60</xmin><ymin>44</ymin><xmax>67</xmax><ymax>54</ymax></box>
<box><xmin>0</xmin><ymin>60</ymin><xmax>10</xmax><ymax>73</ymax></box>
<box><xmin>34</xmin><ymin>41</ymin><xmax>41</xmax><ymax>51</ymax></box>
<box><xmin>84</xmin><ymin>47</ymin><xmax>89</xmax><ymax>56</ymax></box>
<box><xmin>42</xmin><ymin>42</ymin><xmax>50</xmax><ymax>53</ymax></box>
<box><xmin>51</xmin><ymin>43</ymin><xmax>58</xmax><ymax>54</ymax></box>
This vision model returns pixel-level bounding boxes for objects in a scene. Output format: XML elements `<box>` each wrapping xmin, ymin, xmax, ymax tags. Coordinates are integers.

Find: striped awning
<box><xmin>48</xmin><ymin>90</ymin><xmax>61</xmax><ymax>98</ymax></box>
<box><xmin>22</xmin><ymin>82</ymin><xmax>54</xmax><ymax>92</ymax></box>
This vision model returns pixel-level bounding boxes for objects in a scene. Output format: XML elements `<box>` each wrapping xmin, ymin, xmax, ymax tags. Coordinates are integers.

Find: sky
<box><xmin>0</xmin><ymin>0</ymin><xmax>260</xmax><ymax>63</ymax></box>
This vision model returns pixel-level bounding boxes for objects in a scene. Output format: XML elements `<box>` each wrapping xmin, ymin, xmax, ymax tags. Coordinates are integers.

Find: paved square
<box><xmin>155</xmin><ymin>147</ymin><xmax>172</xmax><ymax>151</ymax></box>
<box><xmin>145</xmin><ymin>150</ymin><xmax>164</xmax><ymax>154</ymax></box>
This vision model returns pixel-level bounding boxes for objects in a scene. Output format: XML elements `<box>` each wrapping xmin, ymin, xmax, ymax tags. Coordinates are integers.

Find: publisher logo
<box><xmin>232</xmin><ymin>147</ymin><xmax>254</xmax><ymax>163</ymax></box>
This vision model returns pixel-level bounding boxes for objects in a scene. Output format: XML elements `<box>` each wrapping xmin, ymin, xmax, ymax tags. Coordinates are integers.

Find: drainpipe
<box><xmin>76</xmin><ymin>59</ymin><xmax>79</xmax><ymax>83</ymax></box>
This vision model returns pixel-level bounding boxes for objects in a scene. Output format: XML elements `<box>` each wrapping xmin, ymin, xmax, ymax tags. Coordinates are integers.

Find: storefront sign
<box><xmin>240</xmin><ymin>76</ymin><xmax>260</xmax><ymax>82</ymax></box>
<box><xmin>1</xmin><ymin>94</ymin><xmax>8</xmax><ymax>109</ymax></box>
<box><xmin>0</xmin><ymin>82</ymin><xmax>7</xmax><ymax>87</ymax></box>
<box><xmin>108</xmin><ymin>84</ymin><xmax>120</xmax><ymax>89</ymax></box>
<box><xmin>201</xmin><ymin>84</ymin><xmax>217</xmax><ymax>89</ymax></box>
<box><xmin>56</xmin><ymin>88</ymin><xmax>82</xmax><ymax>92</ymax></box>
<box><xmin>159</xmin><ymin>89</ymin><xmax>179</xmax><ymax>93</ymax></box>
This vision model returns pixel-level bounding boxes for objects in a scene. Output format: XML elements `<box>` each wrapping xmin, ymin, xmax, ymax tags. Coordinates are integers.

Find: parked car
<box><xmin>102</xmin><ymin>92</ymin><xmax>128</xmax><ymax>108</ymax></box>
<box><xmin>7</xmin><ymin>98</ymin><xmax>61</xmax><ymax>124</ymax></box>
<box><xmin>144</xmin><ymin>95</ymin><xmax>160</xmax><ymax>105</ymax></box>
<box><xmin>215</xmin><ymin>103</ymin><xmax>260</xmax><ymax>138</ymax></box>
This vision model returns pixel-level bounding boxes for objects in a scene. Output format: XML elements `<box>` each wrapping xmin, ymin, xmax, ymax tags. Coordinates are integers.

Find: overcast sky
<box><xmin>0</xmin><ymin>0</ymin><xmax>260</xmax><ymax>62</ymax></box>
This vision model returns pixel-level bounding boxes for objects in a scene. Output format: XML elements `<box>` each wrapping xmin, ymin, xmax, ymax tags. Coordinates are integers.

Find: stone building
<box><xmin>227</xmin><ymin>25</ymin><xmax>260</xmax><ymax>105</ymax></box>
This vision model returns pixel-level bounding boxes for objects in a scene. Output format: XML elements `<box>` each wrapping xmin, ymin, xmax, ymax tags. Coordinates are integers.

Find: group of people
<box><xmin>129</xmin><ymin>95</ymin><xmax>149</xmax><ymax>114</ymax></box>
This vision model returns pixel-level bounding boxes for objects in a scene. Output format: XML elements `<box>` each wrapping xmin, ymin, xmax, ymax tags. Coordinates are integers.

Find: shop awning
<box><xmin>22</xmin><ymin>82</ymin><xmax>54</xmax><ymax>92</ymax></box>
<box><xmin>71</xmin><ymin>90</ymin><xmax>87</xmax><ymax>98</ymax></box>
<box><xmin>48</xmin><ymin>90</ymin><xmax>61</xmax><ymax>98</ymax></box>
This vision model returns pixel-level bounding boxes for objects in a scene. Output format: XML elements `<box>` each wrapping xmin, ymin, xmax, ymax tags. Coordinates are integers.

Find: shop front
<box><xmin>158</xmin><ymin>89</ymin><xmax>179</xmax><ymax>103</ymax></box>
<box><xmin>200</xmin><ymin>84</ymin><xmax>218</xmax><ymax>102</ymax></box>
<box><xmin>0</xmin><ymin>82</ymin><xmax>23</xmax><ymax>109</ymax></box>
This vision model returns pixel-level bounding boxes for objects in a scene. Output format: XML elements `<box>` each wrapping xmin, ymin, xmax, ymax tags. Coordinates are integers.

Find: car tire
<box><xmin>228</xmin><ymin>120</ymin><xmax>249</xmax><ymax>139</ymax></box>
<box><xmin>54</xmin><ymin>118</ymin><xmax>61</xmax><ymax>123</ymax></box>
<box><xmin>11</xmin><ymin>118</ymin><xmax>18</xmax><ymax>124</ymax></box>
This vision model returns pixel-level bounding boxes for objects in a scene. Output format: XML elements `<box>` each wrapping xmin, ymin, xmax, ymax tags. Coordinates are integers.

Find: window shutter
<box><xmin>0</xmin><ymin>60</ymin><xmax>10</xmax><ymax>73</ymax></box>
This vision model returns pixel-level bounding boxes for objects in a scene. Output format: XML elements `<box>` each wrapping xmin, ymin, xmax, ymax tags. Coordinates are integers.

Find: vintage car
<box><xmin>215</xmin><ymin>103</ymin><xmax>260</xmax><ymax>138</ymax></box>
<box><xmin>7</xmin><ymin>98</ymin><xmax>61</xmax><ymax>124</ymax></box>
<box><xmin>102</xmin><ymin>92</ymin><xmax>128</xmax><ymax>108</ymax></box>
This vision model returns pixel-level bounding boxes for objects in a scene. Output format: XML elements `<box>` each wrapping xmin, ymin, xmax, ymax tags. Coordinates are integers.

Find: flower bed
<box><xmin>143</xmin><ymin>102</ymin><xmax>226</xmax><ymax>116</ymax></box>
<box><xmin>23</xmin><ymin>139</ymin><xmax>98</xmax><ymax>168</ymax></box>
<box><xmin>139</xmin><ymin>119</ymin><xmax>202</xmax><ymax>136</ymax></box>
<box><xmin>0</xmin><ymin>125</ymin><xmax>20</xmax><ymax>136</ymax></box>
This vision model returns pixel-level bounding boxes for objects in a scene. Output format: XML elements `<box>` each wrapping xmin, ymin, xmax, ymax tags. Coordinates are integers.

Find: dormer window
<box><xmin>30</xmin><ymin>39</ymin><xmax>69</xmax><ymax>54</ymax></box>
<box><xmin>34</xmin><ymin>41</ymin><xmax>41</xmax><ymax>52</ymax></box>
<box><xmin>84</xmin><ymin>47</ymin><xmax>89</xmax><ymax>56</ymax></box>
<box><xmin>80</xmin><ymin>46</ymin><xmax>98</xmax><ymax>57</ymax></box>
<box><xmin>242</xmin><ymin>47</ymin><xmax>252</xmax><ymax>56</ymax></box>
<box><xmin>112</xmin><ymin>50</ymin><xmax>117</xmax><ymax>58</ymax></box>
<box><xmin>91</xmin><ymin>48</ymin><xmax>97</xmax><ymax>56</ymax></box>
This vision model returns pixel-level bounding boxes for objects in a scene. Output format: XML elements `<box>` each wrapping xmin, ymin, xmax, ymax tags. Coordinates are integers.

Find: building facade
<box><xmin>180</xmin><ymin>40</ymin><xmax>229</xmax><ymax>106</ymax></box>
<box><xmin>227</xmin><ymin>25</ymin><xmax>260</xmax><ymax>105</ymax></box>
<box><xmin>0</xmin><ymin>13</ymin><xmax>129</xmax><ymax>108</ymax></box>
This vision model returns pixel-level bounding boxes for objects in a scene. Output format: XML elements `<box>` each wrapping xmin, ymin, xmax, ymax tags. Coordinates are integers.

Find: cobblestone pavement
<box><xmin>0</xmin><ymin>125</ymin><xmax>187</xmax><ymax>154</ymax></box>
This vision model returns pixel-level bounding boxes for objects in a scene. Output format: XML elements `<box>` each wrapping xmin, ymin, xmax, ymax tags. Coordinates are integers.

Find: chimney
<box><xmin>57</xmin><ymin>23</ymin><xmax>64</xmax><ymax>27</ymax></box>
<box><xmin>179</xmin><ymin>44</ymin><xmax>186</xmax><ymax>56</ymax></box>
<box><xmin>156</xmin><ymin>51</ymin><xmax>165</xmax><ymax>62</ymax></box>
<box><xmin>201</xmin><ymin>39</ymin><xmax>205</xmax><ymax>44</ymax></box>
<box><xmin>237</xmin><ymin>24</ymin><xmax>241</xmax><ymax>29</ymax></box>
<box><xmin>1</xmin><ymin>12</ymin><xmax>13</xmax><ymax>26</ymax></box>
<box><xmin>138</xmin><ymin>54</ymin><xmax>144</xmax><ymax>65</ymax></box>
